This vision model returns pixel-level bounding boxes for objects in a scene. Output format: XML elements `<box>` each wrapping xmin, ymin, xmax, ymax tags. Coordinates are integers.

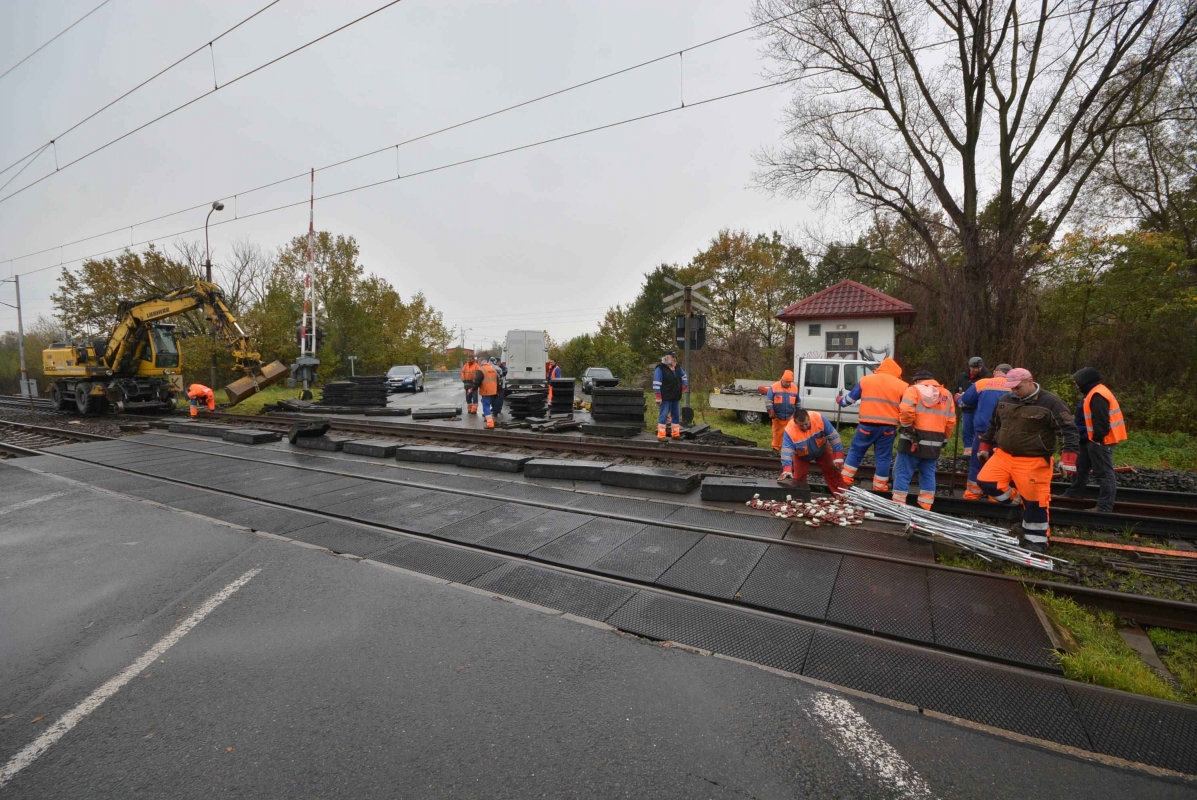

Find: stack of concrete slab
<box><xmin>319</xmin><ymin>375</ymin><xmax>388</xmax><ymax>407</ymax></box>
<box><xmin>600</xmin><ymin>465</ymin><xmax>703</xmax><ymax>494</ymax></box>
<box><xmin>168</xmin><ymin>422</ymin><xmax>227</xmax><ymax>437</ymax></box>
<box><xmin>411</xmin><ymin>405</ymin><xmax>460</xmax><ymax>420</ymax></box>
<box><xmin>507</xmin><ymin>390</ymin><xmax>548</xmax><ymax>419</ymax></box>
<box><xmin>549</xmin><ymin>378</ymin><xmax>575</xmax><ymax>413</ymax></box>
<box><xmin>221</xmin><ymin>428</ymin><xmax>282</xmax><ymax>445</ymax></box>
<box><xmin>589</xmin><ymin>387</ymin><xmax>646</xmax><ymax>423</ymax></box>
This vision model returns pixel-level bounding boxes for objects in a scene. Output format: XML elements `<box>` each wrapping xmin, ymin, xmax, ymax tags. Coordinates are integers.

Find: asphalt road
<box><xmin>1</xmin><ymin>463</ymin><xmax>1194</xmax><ymax>799</ymax></box>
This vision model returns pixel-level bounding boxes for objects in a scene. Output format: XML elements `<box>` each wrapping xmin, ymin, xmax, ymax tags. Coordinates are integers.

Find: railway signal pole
<box><xmin>663</xmin><ymin>277</ymin><xmax>712</xmax><ymax>425</ymax></box>
<box><xmin>0</xmin><ymin>274</ymin><xmax>35</xmax><ymax>406</ymax></box>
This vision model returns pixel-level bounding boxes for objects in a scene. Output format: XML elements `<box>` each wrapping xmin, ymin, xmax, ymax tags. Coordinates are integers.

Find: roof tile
<box><xmin>777</xmin><ymin>280</ymin><xmax>915</xmax><ymax>322</ymax></box>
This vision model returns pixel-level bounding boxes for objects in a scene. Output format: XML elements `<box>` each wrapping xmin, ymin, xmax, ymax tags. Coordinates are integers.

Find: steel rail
<box><xmin>28</xmin><ymin>429</ymin><xmax>1197</xmax><ymax>632</ymax></box>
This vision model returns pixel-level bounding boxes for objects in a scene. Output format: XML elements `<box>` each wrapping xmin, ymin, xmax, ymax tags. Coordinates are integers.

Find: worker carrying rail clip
<box><xmin>187</xmin><ymin>384</ymin><xmax>216</xmax><ymax>417</ymax></box>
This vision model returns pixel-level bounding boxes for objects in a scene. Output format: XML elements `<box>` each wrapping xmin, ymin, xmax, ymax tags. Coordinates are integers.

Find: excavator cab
<box><xmin>145</xmin><ymin>324</ymin><xmax>181</xmax><ymax>369</ymax></box>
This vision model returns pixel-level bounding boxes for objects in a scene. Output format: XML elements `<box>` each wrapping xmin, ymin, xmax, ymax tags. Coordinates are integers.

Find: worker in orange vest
<box><xmin>959</xmin><ymin>365</ymin><xmax>1011</xmax><ymax>499</ymax></box>
<box><xmin>779</xmin><ymin>409</ymin><xmax>847</xmax><ymax>494</ymax></box>
<box><xmin>474</xmin><ymin>359</ymin><xmax>501</xmax><ymax>429</ymax></box>
<box><xmin>766</xmin><ymin>370</ymin><xmax>799</xmax><ymax>452</ymax></box>
<box><xmin>460</xmin><ymin>355</ymin><xmax>481</xmax><ymax>414</ymax></box>
<box><xmin>546</xmin><ymin>359</ymin><xmax>562</xmax><ymax>404</ymax></box>
<box><xmin>891</xmin><ymin>370</ymin><xmax>955</xmax><ymax>510</ymax></box>
<box><xmin>187</xmin><ymin>383</ymin><xmax>216</xmax><ymax>417</ymax></box>
<box><xmin>1063</xmin><ymin>367</ymin><xmax>1126</xmax><ymax>512</ymax></box>
<box><xmin>835</xmin><ymin>357</ymin><xmax>908</xmax><ymax>490</ymax></box>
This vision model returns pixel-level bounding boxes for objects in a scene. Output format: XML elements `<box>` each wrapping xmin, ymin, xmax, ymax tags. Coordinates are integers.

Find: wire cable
<box><xmin>0</xmin><ymin>0</ymin><xmax>113</xmax><ymax>82</ymax></box>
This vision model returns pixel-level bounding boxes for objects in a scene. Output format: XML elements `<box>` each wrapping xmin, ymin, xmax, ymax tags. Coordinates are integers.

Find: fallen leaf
<box><xmin>225</xmin><ymin>746</ymin><xmax>235</xmax><ymax>753</ymax></box>
<box><xmin>454</xmin><ymin>665</ymin><xmax>469</xmax><ymax>672</ymax></box>
<box><xmin>31</xmin><ymin>715</ymin><xmax>44</xmax><ymax>724</ymax></box>
<box><xmin>1</xmin><ymin>713</ymin><xmax>13</xmax><ymax>720</ymax></box>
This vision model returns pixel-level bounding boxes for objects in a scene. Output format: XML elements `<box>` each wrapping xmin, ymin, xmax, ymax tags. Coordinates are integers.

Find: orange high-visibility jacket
<box><xmin>478</xmin><ymin>362</ymin><xmax>499</xmax><ymax>397</ymax></box>
<box><xmin>768</xmin><ymin>370</ymin><xmax>799</xmax><ymax>419</ymax></box>
<box><xmin>460</xmin><ymin>361</ymin><xmax>480</xmax><ymax>386</ymax></box>
<box><xmin>187</xmin><ymin>384</ymin><xmax>214</xmax><ymax>400</ymax></box>
<box><xmin>1083</xmin><ymin>384</ymin><xmax>1127</xmax><ymax>444</ymax></box>
<box><xmin>899</xmin><ymin>380</ymin><xmax>955</xmax><ymax>458</ymax></box>
<box><xmin>857</xmin><ymin>357</ymin><xmax>908</xmax><ymax>425</ymax></box>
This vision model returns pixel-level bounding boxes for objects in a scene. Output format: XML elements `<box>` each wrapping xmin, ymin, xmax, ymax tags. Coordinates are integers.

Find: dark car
<box><xmin>386</xmin><ymin>365</ymin><xmax>424</xmax><ymax>393</ymax></box>
<box><xmin>581</xmin><ymin>366</ymin><xmax>615</xmax><ymax>394</ymax></box>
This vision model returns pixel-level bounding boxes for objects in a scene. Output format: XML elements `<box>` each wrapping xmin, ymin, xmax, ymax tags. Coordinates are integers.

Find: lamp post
<box><xmin>204</xmin><ymin>201</ymin><xmax>225</xmax><ymax>391</ymax></box>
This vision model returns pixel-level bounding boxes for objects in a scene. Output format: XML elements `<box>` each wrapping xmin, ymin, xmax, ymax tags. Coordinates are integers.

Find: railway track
<box><xmin>0</xmin><ymin>395</ymin><xmax>55</xmax><ymax>411</ymax></box>
<box><xmin>14</xmin><ymin>423</ymin><xmax>1197</xmax><ymax>632</ymax></box>
<box><xmin>0</xmin><ymin>419</ymin><xmax>109</xmax><ymax>457</ymax></box>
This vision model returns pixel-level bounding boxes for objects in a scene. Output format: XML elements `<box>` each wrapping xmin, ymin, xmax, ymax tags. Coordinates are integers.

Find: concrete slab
<box><xmin>455</xmin><ymin>451</ymin><xmax>532</xmax><ymax>473</ymax></box>
<box><xmin>293</xmin><ymin>436</ymin><xmax>346</xmax><ymax>452</ymax></box>
<box><xmin>524</xmin><ymin>459</ymin><xmax>612</xmax><ymax>481</ymax></box>
<box><xmin>701</xmin><ymin>476</ymin><xmax>794</xmax><ymax>502</ymax></box>
<box><xmin>167</xmin><ymin>422</ymin><xmax>227</xmax><ymax>438</ymax></box>
<box><xmin>394</xmin><ymin>445</ymin><xmax>466</xmax><ymax>464</ymax></box>
<box><xmin>600</xmin><ymin>465</ymin><xmax>702</xmax><ymax>494</ymax></box>
<box><xmin>343</xmin><ymin>439</ymin><xmax>399</xmax><ymax>458</ymax></box>
<box><xmin>221</xmin><ymin>429</ymin><xmax>283</xmax><ymax>445</ymax></box>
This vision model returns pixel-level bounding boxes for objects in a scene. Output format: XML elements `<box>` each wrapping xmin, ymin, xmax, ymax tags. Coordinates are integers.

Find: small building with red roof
<box><xmin>776</xmin><ymin>280</ymin><xmax>915</xmax><ymax>362</ymax></box>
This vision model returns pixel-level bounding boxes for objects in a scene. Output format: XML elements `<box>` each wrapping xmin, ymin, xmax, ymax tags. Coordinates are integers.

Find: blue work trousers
<box><xmin>658</xmin><ymin>399</ymin><xmax>680</xmax><ymax>426</ymax></box>
<box><xmin>481</xmin><ymin>395</ymin><xmax>494</xmax><ymax>418</ymax></box>
<box><xmin>843</xmin><ymin>424</ymin><xmax>896</xmax><ymax>490</ymax></box>
<box><xmin>892</xmin><ymin>450</ymin><xmax>937</xmax><ymax>509</ymax></box>
<box><xmin>961</xmin><ymin>410</ymin><xmax>976</xmax><ymax>451</ymax></box>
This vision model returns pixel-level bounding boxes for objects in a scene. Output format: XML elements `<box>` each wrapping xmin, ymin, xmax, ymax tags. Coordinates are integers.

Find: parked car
<box><xmin>386</xmin><ymin>365</ymin><xmax>424</xmax><ymax>393</ymax></box>
<box><xmin>581</xmin><ymin>366</ymin><xmax>615</xmax><ymax>394</ymax></box>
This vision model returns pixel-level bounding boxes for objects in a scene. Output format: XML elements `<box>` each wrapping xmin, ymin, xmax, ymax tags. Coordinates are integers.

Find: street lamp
<box><xmin>204</xmin><ymin>200</ymin><xmax>225</xmax><ymax>283</ymax></box>
<box><xmin>204</xmin><ymin>200</ymin><xmax>225</xmax><ymax>392</ymax></box>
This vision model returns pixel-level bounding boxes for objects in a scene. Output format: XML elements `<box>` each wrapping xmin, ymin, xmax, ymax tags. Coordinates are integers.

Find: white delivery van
<box><xmin>503</xmin><ymin>330</ymin><xmax>549</xmax><ymax>387</ymax></box>
<box><xmin>707</xmin><ymin>358</ymin><xmax>878</xmax><ymax>425</ymax></box>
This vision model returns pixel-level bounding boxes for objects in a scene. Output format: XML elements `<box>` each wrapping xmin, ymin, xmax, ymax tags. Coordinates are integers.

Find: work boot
<box><xmin>1023</xmin><ymin>540</ymin><xmax>1048</xmax><ymax>554</ymax></box>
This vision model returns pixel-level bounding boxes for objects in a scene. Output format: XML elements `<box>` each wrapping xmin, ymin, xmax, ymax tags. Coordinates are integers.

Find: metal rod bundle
<box><xmin>842</xmin><ymin>487</ymin><xmax>1065</xmax><ymax>572</ymax></box>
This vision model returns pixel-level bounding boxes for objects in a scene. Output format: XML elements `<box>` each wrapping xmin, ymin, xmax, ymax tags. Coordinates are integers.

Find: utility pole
<box><xmin>348</xmin><ymin>355</ymin><xmax>357</xmax><ymax>377</ymax></box>
<box><xmin>1</xmin><ymin>275</ymin><xmax>34</xmax><ymax>405</ymax></box>
<box><xmin>290</xmin><ymin>168</ymin><xmax>321</xmax><ymax>400</ymax></box>
<box><xmin>204</xmin><ymin>200</ymin><xmax>225</xmax><ymax>393</ymax></box>
<box><xmin>663</xmin><ymin>277</ymin><xmax>712</xmax><ymax>425</ymax></box>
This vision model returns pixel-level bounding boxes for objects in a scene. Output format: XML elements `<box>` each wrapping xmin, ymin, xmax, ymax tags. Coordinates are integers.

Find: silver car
<box><xmin>386</xmin><ymin>365</ymin><xmax>424</xmax><ymax>393</ymax></box>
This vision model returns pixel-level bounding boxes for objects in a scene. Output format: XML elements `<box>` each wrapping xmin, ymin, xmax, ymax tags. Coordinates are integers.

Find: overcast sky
<box><xmin>0</xmin><ymin>0</ymin><xmax>815</xmax><ymax>351</ymax></box>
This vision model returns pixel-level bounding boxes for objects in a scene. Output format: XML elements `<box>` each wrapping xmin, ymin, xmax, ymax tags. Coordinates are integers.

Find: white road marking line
<box><xmin>807</xmin><ymin>691</ymin><xmax>935</xmax><ymax>799</ymax></box>
<box><xmin>0</xmin><ymin>492</ymin><xmax>67</xmax><ymax>517</ymax></box>
<box><xmin>0</xmin><ymin>568</ymin><xmax>261</xmax><ymax>789</ymax></box>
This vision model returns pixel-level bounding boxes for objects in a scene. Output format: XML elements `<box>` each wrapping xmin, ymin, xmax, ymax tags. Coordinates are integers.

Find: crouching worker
<box><xmin>779</xmin><ymin>409</ymin><xmax>846</xmax><ymax>495</ymax></box>
<box><xmin>187</xmin><ymin>384</ymin><xmax>216</xmax><ymax>417</ymax></box>
<box><xmin>892</xmin><ymin>370</ymin><xmax>955</xmax><ymax>510</ymax></box>
<box><xmin>976</xmin><ymin>368</ymin><xmax>1079</xmax><ymax>553</ymax></box>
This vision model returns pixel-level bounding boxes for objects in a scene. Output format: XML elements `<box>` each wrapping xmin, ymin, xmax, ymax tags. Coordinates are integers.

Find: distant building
<box><xmin>776</xmin><ymin>280</ymin><xmax>915</xmax><ymax>361</ymax></box>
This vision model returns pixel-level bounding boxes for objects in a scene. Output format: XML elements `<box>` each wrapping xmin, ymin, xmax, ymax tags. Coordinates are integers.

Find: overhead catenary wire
<box><xmin>0</xmin><ymin>0</ymin><xmax>113</xmax><ymax>83</ymax></box>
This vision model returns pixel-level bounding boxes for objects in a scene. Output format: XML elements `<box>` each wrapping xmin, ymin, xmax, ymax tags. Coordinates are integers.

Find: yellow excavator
<box><xmin>42</xmin><ymin>280</ymin><xmax>287</xmax><ymax>414</ymax></box>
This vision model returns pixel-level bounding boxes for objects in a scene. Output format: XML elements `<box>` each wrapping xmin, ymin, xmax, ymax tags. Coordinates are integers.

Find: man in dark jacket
<box><xmin>977</xmin><ymin>368</ymin><xmax>1080</xmax><ymax>552</ymax></box>
<box><xmin>955</xmin><ymin>357</ymin><xmax>992</xmax><ymax>456</ymax></box>
<box><xmin>1064</xmin><ymin>367</ymin><xmax>1126</xmax><ymax>512</ymax></box>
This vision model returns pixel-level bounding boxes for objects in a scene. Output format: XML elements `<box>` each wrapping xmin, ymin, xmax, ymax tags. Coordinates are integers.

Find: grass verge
<box><xmin>1146</xmin><ymin>628</ymin><xmax>1197</xmax><ymax>701</ymax></box>
<box><xmin>1031</xmin><ymin>590</ymin><xmax>1187</xmax><ymax>703</ymax></box>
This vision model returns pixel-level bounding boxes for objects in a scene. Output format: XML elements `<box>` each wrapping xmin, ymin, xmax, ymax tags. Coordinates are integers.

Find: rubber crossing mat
<box><xmin>784</xmin><ymin>524</ymin><xmax>935</xmax><ymax>562</ymax></box>
<box><xmin>351</xmin><ymin>491</ymin><xmax>460</xmax><ymax>526</ymax></box>
<box><xmin>736</xmin><ymin>545</ymin><xmax>843</xmax><ymax>619</ymax></box>
<box><xmin>803</xmin><ymin>628</ymin><xmax>1092</xmax><ymax>749</ymax></box>
<box><xmin>372</xmin><ymin>539</ymin><xmax>507</xmax><ymax>584</ymax></box>
<box><xmin>568</xmin><ymin>494</ymin><xmax>679</xmax><ymax>521</ymax></box>
<box><xmin>9</xmin><ymin>455</ymin><xmax>96</xmax><ymax>474</ymax></box>
<box><xmin>656</xmin><ymin>535</ymin><xmax>769</xmax><ymax>600</ymax></box>
<box><xmin>1064</xmin><ymin>683</ymin><xmax>1197</xmax><ymax>774</ymax></box>
<box><xmin>479</xmin><ymin>510</ymin><xmax>591</xmax><ymax>555</ymax></box>
<box><xmin>401</xmin><ymin>499</ymin><xmax>504</xmax><ymax>535</ymax></box>
<box><xmin>530</xmin><ymin>518</ymin><xmax>647</xmax><ymax>568</ymax></box>
<box><xmin>285</xmin><ymin>520</ymin><xmax>398</xmax><ymax>557</ymax></box>
<box><xmin>607</xmin><ymin>591</ymin><xmax>811</xmax><ymax>675</ymax></box>
<box><xmin>319</xmin><ymin>486</ymin><xmax>441</xmax><ymax>519</ymax></box>
<box><xmin>168</xmin><ymin>493</ymin><xmax>271</xmax><ymax>521</ymax></box>
<box><xmin>663</xmin><ymin>505</ymin><xmax>790</xmax><ymax>539</ymax></box>
<box><xmin>927</xmin><ymin>570</ymin><xmax>1059</xmax><ymax>671</ymax></box>
<box><xmin>573</xmin><ymin>525</ymin><xmax>704</xmax><ymax>583</ymax></box>
<box><xmin>431</xmin><ymin>503</ymin><xmax>549</xmax><ymax>545</ymax></box>
<box><xmin>826</xmin><ymin>556</ymin><xmax>935</xmax><ymax>643</ymax></box>
<box><xmin>470</xmin><ymin>562</ymin><xmax>636</xmax><ymax>621</ymax></box>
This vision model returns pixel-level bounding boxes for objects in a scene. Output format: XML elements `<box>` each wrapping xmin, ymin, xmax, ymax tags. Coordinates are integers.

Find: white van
<box><xmin>502</xmin><ymin>330</ymin><xmax>549</xmax><ymax>387</ymax></box>
<box><xmin>707</xmin><ymin>358</ymin><xmax>878</xmax><ymax>425</ymax></box>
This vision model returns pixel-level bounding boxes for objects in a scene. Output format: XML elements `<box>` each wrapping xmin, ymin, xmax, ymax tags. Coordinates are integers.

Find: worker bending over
<box><xmin>652</xmin><ymin>351</ymin><xmax>688</xmax><ymax>441</ymax></box>
<box><xmin>836</xmin><ymin>357</ymin><xmax>907</xmax><ymax>490</ymax></box>
<box><xmin>767</xmin><ymin>370</ymin><xmax>799</xmax><ymax>452</ymax></box>
<box><xmin>977</xmin><ymin>368</ymin><xmax>1079</xmax><ymax>552</ymax></box>
<box><xmin>1064</xmin><ymin>367</ymin><xmax>1126</xmax><ymax>512</ymax></box>
<box><xmin>187</xmin><ymin>383</ymin><xmax>216</xmax><ymax>417</ymax></box>
<box><xmin>955</xmin><ymin>357</ymin><xmax>991</xmax><ymax>455</ymax></box>
<box><xmin>460</xmin><ymin>355</ymin><xmax>481</xmax><ymax>415</ymax></box>
<box><xmin>959</xmin><ymin>364</ymin><xmax>1011</xmax><ymax>499</ymax></box>
<box><xmin>779</xmin><ymin>409</ymin><xmax>846</xmax><ymax>494</ymax></box>
<box><xmin>892</xmin><ymin>370</ymin><xmax>955</xmax><ymax>510</ymax></box>
<box><xmin>474</xmin><ymin>359</ymin><xmax>501</xmax><ymax>429</ymax></box>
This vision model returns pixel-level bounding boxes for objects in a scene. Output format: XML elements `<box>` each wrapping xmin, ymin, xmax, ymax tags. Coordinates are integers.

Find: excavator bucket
<box><xmin>224</xmin><ymin>361</ymin><xmax>289</xmax><ymax>407</ymax></box>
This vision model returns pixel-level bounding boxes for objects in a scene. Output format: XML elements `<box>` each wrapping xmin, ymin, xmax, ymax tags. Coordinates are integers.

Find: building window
<box><xmin>826</xmin><ymin>330</ymin><xmax>859</xmax><ymax>356</ymax></box>
<box><xmin>808</xmin><ymin>324</ymin><xmax>821</xmax><ymax>336</ymax></box>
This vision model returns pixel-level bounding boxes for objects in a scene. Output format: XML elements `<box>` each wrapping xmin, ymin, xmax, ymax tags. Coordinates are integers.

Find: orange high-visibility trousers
<box><xmin>977</xmin><ymin>449</ymin><xmax>1053</xmax><ymax>545</ymax></box>
<box><xmin>771</xmin><ymin>417</ymin><xmax>787</xmax><ymax>450</ymax></box>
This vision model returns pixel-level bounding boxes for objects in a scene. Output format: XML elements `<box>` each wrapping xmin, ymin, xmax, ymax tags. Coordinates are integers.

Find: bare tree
<box><xmin>753</xmin><ymin>0</ymin><xmax>1197</xmax><ymax>360</ymax></box>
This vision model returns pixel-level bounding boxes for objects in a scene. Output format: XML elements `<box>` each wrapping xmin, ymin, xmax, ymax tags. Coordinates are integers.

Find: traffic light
<box><xmin>674</xmin><ymin>314</ymin><xmax>706</xmax><ymax>351</ymax></box>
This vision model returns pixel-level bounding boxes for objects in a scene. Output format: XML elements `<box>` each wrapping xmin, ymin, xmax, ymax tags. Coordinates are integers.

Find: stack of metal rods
<box><xmin>1103</xmin><ymin>555</ymin><xmax>1197</xmax><ymax>584</ymax></box>
<box><xmin>842</xmin><ymin>487</ymin><xmax>1065</xmax><ymax>572</ymax></box>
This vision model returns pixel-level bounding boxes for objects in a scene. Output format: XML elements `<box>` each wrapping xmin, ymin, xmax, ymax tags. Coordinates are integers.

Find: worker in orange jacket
<box><xmin>891</xmin><ymin>370</ymin><xmax>955</xmax><ymax>510</ymax></box>
<box><xmin>835</xmin><ymin>357</ymin><xmax>908</xmax><ymax>490</ymax></box>
<box><xmin>460</xmin><ymin>356</ymin><xmax>481</xmax><ymax>414</ymax></box>
<box><xmin>474</xmin><ymin>360</ymin><xmax>501</xmax><ymax>429</ymax></box>
<box><xmin>546</xmin><ymin>359</ymin><xmax>562</xmax><ymax>403</ymax></box>
<box><xmin>187</xmin><ymin>384</ymin><xmax>216</xmax><ymax>417</ymax></box>
<box><xmin>1063</xmin><ymin>367</ymin><xmax>1126</xmax><ymax>512</ymax></box>
<box><xmin>766</xmin><ymin>370</ymin><xmax>799</xmax><ymax>452</ymax></box>
<box><xmin>779</xmin><ymin>409</ymin><xmax>847</xmax><ymax>494</ymax></box>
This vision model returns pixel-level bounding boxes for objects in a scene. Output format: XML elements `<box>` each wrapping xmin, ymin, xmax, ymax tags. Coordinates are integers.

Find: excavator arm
<box><xmin>104</xmin><ymin>280</ymin><xmax>285</xmax><ymax>405</ymax></box>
